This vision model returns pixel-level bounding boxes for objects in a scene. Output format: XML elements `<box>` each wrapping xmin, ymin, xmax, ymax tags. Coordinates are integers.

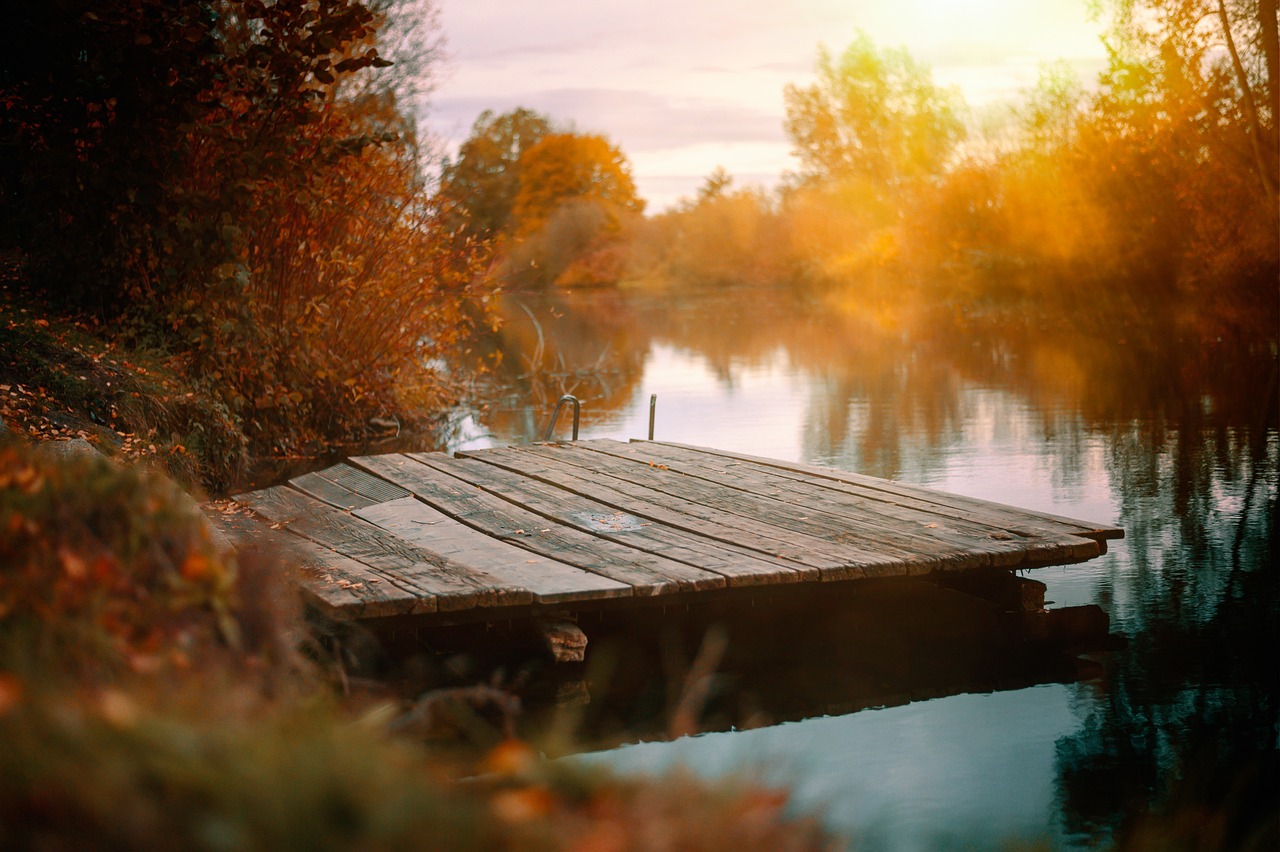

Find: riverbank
<box><xmin>0</xmin><ymin>289</ymin><xmax>838</xmax><ymax>849</ymax></box>
<box><xmin>0</xmin><ymin>281</ymin><xmax>467</xmax><ymax>497</ymax></box>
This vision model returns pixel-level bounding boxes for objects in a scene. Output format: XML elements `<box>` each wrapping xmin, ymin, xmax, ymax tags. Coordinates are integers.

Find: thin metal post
<box><xmin>543</xmin><ymin>394</ymin><xmax>581</xmax><ymax>442</ymax></box>
<box><xmin>648</xmin><ymin>394</ymin><xmax>657</xmax><ymax>440</ymax></box>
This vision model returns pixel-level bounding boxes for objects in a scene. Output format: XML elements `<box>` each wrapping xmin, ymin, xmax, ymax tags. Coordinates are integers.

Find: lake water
<box><xmin>447</xmin><ymin>286</ymin><xmax>1278</xmax><ymax>849</ymax></box>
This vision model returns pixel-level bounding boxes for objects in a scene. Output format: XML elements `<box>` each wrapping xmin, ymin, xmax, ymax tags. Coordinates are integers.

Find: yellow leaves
<box><xmin>7</xmin><ymin>512</ymin><xmax>39</xmax><ymax>539</ymax></box>
<box><xmin>484</xmin><ymin>740</ymin><xmax>555</xmax><ymax>823</ymax></box>
<box><xmin>96</xmin><ymin>689</ymin><xmax>139</xmax><ymax>727</ymax></box>
<box><xmin>512</xmin><ymin>133</ymin><xmax>643</xmax><ymax>239</ymax></box>
<box><xmin>491</xmin><ymin>786</ymin><xmax>556</xmax><ymax>823</ymax></box>
<box><xmin>483</xmin><ymin>738</ymin><xmax>537</xmax><ymax>777</ymax></box>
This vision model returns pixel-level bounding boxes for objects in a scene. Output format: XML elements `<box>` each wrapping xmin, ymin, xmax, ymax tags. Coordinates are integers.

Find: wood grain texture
<box><xmin>647</xmin><ymin>441</ymin><xmax>1122</xmax><ymax>542</ymax></box>
<box><xmin>289</xmin><ymin>471</ymin><xmax>378</xmax><ymax>511</ymax></box>
<box><xmin>354</xmin><ymin>496</ymin><xmax>631</xmax><ymax>605</ymax></box>
<box><xmin>235</xmin><ymin>485</ymin><xmax>532</xmax><ymax>612</ymax></box>
<box><xmin>350</xmin><ymin>453</ymin><xmax>722</xmax><ymax>596</ymax></box>
<box><xmin>228</xmin><ymin>439</ymin><xmax>1123</xmax><ymax>623</ymax></box>
<box><xmin>566</xmin><ymin>440</ymin><xmax>1102</xmax><ymax>569</ymax></box>
<box><xmin>463</xmin><ymin>445</ymin><xmax>844</xmax><ymax>579</ymax></box>
<box><xmin>208</xmin><ymin>507</ymin><xmax>399</xmax><ymax>617</ymax></box>
<box><xmin>444</xmin><ymin>450</ymin><xmax>814</xmax><ymax>586</ymax></box>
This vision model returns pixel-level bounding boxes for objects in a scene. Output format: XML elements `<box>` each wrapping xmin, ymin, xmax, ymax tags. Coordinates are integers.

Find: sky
<box><xmin>427</xmin><ymin>0</ymin><xmax>1110</xmax><ymax>211</ymax></box>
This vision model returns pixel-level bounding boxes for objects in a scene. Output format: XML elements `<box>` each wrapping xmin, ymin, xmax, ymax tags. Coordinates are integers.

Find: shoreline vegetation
<box><xmin>2</xmin><ymin>0</ymin><xmax>1276</xmax><ymax>847</ymax></box>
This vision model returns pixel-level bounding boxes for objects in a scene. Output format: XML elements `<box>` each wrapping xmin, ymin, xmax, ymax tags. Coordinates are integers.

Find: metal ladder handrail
<box><xmin>542</xmin><ymin>394</ymin><xmax>581</xmax><ymax>442</ymax></box>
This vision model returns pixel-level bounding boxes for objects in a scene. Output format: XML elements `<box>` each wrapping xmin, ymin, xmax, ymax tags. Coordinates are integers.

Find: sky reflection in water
<box><xmin>454</xmin><ymin>287</ymin><xmax>1277</xmax><ymax>847</ymax></box>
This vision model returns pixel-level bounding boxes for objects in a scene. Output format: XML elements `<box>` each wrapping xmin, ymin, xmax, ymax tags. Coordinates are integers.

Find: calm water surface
<box><xmin>448</xmin><ymin>286</ymin><xmax>1277</xmax><ymax>848</ymax></box>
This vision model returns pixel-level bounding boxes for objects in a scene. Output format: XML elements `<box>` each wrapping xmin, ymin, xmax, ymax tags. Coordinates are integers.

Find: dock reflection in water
<box><xmin>433</xmin><ymin>286</ymin><xmax>1276</xmax><ymax>848</ymax></box>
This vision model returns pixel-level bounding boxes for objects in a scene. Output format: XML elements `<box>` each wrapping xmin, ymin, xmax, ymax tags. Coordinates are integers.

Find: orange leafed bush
<box><xmin>0</xmin><ymin>442</ymin><xmax>245</xmax><ymax>675</ymax></box>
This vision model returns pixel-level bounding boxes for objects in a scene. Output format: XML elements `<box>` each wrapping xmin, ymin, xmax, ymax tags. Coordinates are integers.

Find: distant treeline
<box><xmin>3</xmin><ymin>0</ymin><xmax>1275</xmax><ymax>467</ymax></box>
<box><xmin>442</xmin><ymin>1</ymin><xmax>1278</xmax><ymax>347</ymax></box>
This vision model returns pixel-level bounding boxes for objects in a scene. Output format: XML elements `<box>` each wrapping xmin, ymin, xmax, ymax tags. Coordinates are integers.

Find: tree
<box><xmin>783</xmin><ymin>32</ymin><xmax>966</xmax><ymax>191</ymax></box>
<box><xmin>1094</xmin><ymin>0</ymin><xmax>1278</xmax><ymax>201</ymax></box>
<box><xmin>497</xmin><ymin>132</ymin><xmax>644</xmax><ymax>287</ymax></box>
<box><xmin>0</xmin><ymin>0</ymin><xmax>399</xmax><ymax>309</ymax></box>
<box><xmin>437</xmin><ymin>108</ymin><xmax>554</xmax><ymax>238</ymax></box>
<box><xmin>511</xmin><ymin>132</ymin><xmax>644</xmax><ymax>237</ymax></box>
<box><xmin>1083</xmin><ymin>0</ymin><xmax>1278</xmax><ymax>337</ymax></box>
<box><xmin>0</xmin><ymin>0</ymin><xmax>496</xmax><ymax>455</ymax></box>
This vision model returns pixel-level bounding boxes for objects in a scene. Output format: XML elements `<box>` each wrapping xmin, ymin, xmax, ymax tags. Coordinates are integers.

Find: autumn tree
<box><xmin>783</xmin><ymin>32</ymin><xmax>966</xmax><ymax>191</ymax></box>
<box><xmin>498</xmin><ymin>132</ymin><xmax>644</xmax><ymax>287</ymax></box>
<box><xmin>1</xmin><ymin>0</ymin><xmax>495</xmax><ymax>458</ymax></box>
<box><xmin>437</xmin><ymin>108</ymin><xmax>555</xmax><ymax>238</ymax></box>
<box><xmin>511</xmin><ymin>133</ymin><xmax>645</xmax><ymax>236</ymax></box>
<box><xmin>1080</xmin><ymin>0</ymin><xmax>1279</xmax><ymax>337</ymax></box>
<box><xmin>1095</xmin><ymin>0</ymin><xmax>1278</xmax><ymax>199</ymax></box>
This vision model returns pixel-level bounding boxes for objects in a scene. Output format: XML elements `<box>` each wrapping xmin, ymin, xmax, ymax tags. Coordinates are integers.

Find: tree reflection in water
<box><xmin>461</xmin><ymin>286</ymin><xmax>1277</xmax><ymax>845</ymax></box>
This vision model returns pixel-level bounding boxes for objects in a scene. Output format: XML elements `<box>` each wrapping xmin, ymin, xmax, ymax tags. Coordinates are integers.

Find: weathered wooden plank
<box><xmin>287</xmin><ymin>535</ymin><xmax>423</xmax><ymax>618</ymax></box>
<box><xmin>577</xmin><ymin>439</ymin><xmax>1108</xmax><ymax>559</ymax></box>
<box><xmin>429</xmin><ymin>451</ymin><xmax>816</xmax><ymax>587</ymax></box>
<box><xmin>315</xmin><ymin>463</ymin><xmax>411</xmax><ymax>504</ymax></box>
<box><xmin>563</xmin><ymin>441</ymin><xmax>1100</xmax><ymax>568</ymax></box>
<box><xmin>290</xmin><ymin>471</ymin><xmax>379</xmax><ymax>510</ymax></box>
<box><xmin>648</xmin><ymin>440</ymin><xmax>1123</xmax><ymax>543</ymax></box>
<box><xmin>463</xmin><ymin>445</ymin><xmax>857</xmax><ymax>579</ymax></box>
<box><xmin>625</xmin><ymin>440</ymin><xmax>1104</xmax><ymax>564</ymax></box>
<box><xmin>349</xmin><ymin>453</ymin><xmax>721</xmax><ymax>596</ymax></box>
<box><xmin>517</xmin><ymin>442</ymin><xmax>992</xmax><ymax>573</ymax></box>
<box><xmin>512</xmin><ymin>443</ymin><xmax>991</xmax><ymax>575</ymax></box>
<box><xmin>235</xmin><ymin>485</ymin><xmax>532</xmax><ymax>612</ymax></box>
<box><xmin>209</xmin><ymin>508</ymin><xmax>395</xmax><ymax>617</ymax></box>
<box><xmin>354</xmin><ymin>496</ymin><xmax>632</xmax><ymax>605</ymax></box>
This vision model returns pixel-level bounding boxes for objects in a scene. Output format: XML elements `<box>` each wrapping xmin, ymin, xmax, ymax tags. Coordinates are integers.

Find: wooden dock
<box><xmin>231</xmin><ymin>440</ymin><xmax>1123</xmax><ymax>625</ymax></box>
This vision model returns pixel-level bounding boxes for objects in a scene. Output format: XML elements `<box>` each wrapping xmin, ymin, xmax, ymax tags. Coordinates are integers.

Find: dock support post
<box><xmin>535</xmin><ymin>618</ymin><xmax>588</xmax><ymax>663</ymax></box>
<box><xmin>648</xmin><ymin>394</ymin><xmax>657</xmax><ymax>440</ymax></box>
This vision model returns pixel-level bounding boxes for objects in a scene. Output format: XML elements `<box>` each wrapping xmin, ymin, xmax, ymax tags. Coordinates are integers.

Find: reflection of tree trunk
<box><xmin>1229</xmin><ymin>358</ymin><xmax>1278</xmax><ymax>584</ymax></box>
<box><xmin>1217</xmin><ymin>0</ymin><xmax>1278</xmax><ymax>199</ymax></box>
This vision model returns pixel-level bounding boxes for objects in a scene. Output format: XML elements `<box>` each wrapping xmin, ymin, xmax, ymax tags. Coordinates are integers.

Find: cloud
<box><xmin>431</xmin><ymin>88</ymin><xmax>784</xmax><ymax>154</ymax></box>
<box><xmin>429</xmin><ymin>0</ymin><xmax>1108</xmax><ymax>208</ymax></box>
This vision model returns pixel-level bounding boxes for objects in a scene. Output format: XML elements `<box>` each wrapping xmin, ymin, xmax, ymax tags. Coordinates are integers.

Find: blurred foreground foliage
<box><xmin>0</xmin><ymin>440</ymin><xmax>836</xmax><ymax>850</ymax></box>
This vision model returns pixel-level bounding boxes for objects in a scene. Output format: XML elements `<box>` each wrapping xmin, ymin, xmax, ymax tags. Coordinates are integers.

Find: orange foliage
<box><xmin>512</xmin><ymin>133</ymin><xmax>644</xmax><ymax>238</ymax></box>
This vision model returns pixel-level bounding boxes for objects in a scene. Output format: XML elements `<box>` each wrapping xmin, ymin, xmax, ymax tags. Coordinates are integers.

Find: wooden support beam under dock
<box><xmin>231</xmin><ymin>440</ymin><xmax>1123</xmax><ymax>624</ymax></box>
